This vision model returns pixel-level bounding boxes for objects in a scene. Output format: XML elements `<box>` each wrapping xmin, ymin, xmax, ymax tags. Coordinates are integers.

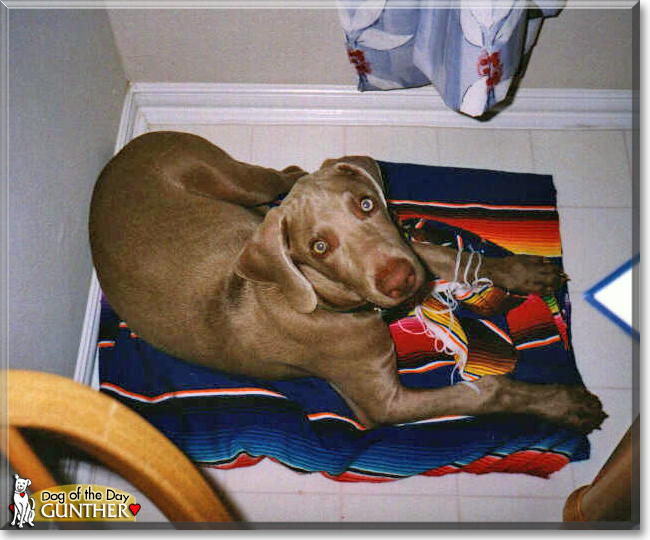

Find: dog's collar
<box><xmin>317</xmin><ymin>301</ymin><xmax>384</xmax><ymax>315</ymax></box>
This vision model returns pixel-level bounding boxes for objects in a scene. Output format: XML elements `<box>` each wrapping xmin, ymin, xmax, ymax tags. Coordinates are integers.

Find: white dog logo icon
<box><xmin>11</xmin><ymin>474</ymin><xmax>35</xmax><ymax>528</ymax></box>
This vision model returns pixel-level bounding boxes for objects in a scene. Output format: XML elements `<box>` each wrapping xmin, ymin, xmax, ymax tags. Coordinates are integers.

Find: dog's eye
<box><xmin>360</xmin><ymin>197</ymin><xmax>374</xmax><ymax>213</ymax></box>
<box><xmin>311</xmin><ymin>239</ymin><xmax>329</xmax><ymax>256</ymax></box>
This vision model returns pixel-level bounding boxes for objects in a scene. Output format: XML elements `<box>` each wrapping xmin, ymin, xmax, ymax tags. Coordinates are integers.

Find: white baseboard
<box><xmin>73</xmin><ymin>81</ymin><xmax>634</xmax><ymax>387</ymax></box>
<box><xmin>132</xmin><ymin>82</ymin><xmax>633</xmax><ymax>130</ymax></box>
<box><xmin>73</xmin><ymin>87</ymin><xmax>149</xmax><ymax>388</ymax></box>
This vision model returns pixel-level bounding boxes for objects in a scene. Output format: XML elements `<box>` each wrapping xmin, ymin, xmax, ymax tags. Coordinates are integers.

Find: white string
<box><xmin>460</xmin><ymin>380</ymin><xmax>481</xmax><ymax>394</ymax></box>
<box><xmin>470</xmin><ymin>249</ymin><xmax>493</xmax><ymax>291</ymax></box>
<box><xmin>396</xmin><ymin>305</ymin><xmax>455</xmax><ymax>356</ymax></box>
<box><xmin>463</xmin><ymin>250</ymin><xmax>475</xmax><ymax>287</ymax></box>
<box><xmin>403</xmin><ymin>239</ymin><xmax>494</xmax><ymax>388</ymax></box>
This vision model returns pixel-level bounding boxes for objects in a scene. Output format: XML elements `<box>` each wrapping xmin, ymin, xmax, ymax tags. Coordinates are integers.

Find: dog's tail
<box><xmin>30</xmin><ymin>497</ymin><xmax>35</xmax><ymax>509</ymax></box>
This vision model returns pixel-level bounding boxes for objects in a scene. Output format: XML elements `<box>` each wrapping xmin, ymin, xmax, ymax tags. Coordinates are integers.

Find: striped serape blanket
<box><xmin>98</xmin><ymin>160</ymin><xmax>590</xmax><ymax>482</ymax></box>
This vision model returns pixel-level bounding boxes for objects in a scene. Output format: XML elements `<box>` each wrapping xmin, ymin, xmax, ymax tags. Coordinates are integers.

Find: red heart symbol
<box><xmin>129</xmin><ymin>503</ymin><xmax>141</xmax><ymax>516</ymax></box>
<box><xmin>20</xmin><ymin>493</ymin><xmax>25</xmax><ymax>498</ymax></box>
<box><xmin>9</xmin><ymin>504</ymin><xmax>14</xmax><ymax>512</ymax></box>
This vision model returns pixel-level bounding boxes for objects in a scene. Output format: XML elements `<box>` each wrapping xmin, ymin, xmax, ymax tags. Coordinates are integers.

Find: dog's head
<box><xmin>235</xmin><ymin>156</ymin><xmax>425</xmax><ymax>313</ymax></box>
<box><xmin>14</xmin><ymin>474</ymin><xmax>30</xmax><ymax>494</ymax></box>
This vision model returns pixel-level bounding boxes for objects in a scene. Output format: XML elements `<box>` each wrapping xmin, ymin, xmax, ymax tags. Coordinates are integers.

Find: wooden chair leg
<box><xmin>5</xmin><ymin>370</ymin><xmax>234</xmax><ymax>524</ymax></box>
<box><xmin>1</xmin><ymin>427</ymin><xmax>59</xmax><ymax>493</ymax></box>
<box><xmin>563</xmin><ymin>415</ymin><xmax>639</xmax><ymax>522</ymax></box>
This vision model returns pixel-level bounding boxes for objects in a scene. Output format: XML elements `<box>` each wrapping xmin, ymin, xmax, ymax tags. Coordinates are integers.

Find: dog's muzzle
<box><xmin>375</xmin><ymin>257</ymin><xmax>418</xmax><ymax>300</ymax></box>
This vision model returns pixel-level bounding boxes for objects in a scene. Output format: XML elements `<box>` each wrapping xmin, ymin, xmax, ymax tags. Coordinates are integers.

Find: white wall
<box><xmin>107</xmin><ymin>7</ymin><xmax>634</xmax><ymax>90</ymax></box>
<box><xmin>7</xmin><ymin>9</ymin><xmax>127</xmax><ymax>377</ymax></box>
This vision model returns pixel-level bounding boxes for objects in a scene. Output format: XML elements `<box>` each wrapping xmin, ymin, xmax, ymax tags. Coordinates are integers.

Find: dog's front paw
<box><xmin>486</xmin><ymin>255</ymin><xmax>567</xmax><ymax>296</ymax></box>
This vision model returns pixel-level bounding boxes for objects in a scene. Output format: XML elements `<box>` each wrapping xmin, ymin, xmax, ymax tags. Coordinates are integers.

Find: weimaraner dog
<box><xmin>90</xmin><ymin>131</ymin><xmax>605</xmax><ymax>432</ymax></box>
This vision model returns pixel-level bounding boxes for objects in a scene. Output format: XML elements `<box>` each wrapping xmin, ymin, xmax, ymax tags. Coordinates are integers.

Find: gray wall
<box><xmin>7</xmin><ymin>9</ymin><xmax>127</xmax><ymax>378</ymax></box>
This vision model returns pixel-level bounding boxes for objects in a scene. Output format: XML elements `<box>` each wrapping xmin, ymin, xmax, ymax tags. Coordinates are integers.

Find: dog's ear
<box><xmin>14</xmin><ymin>474</ymin><xmax>19</xmax><ymax>480</ymax></box>
<box><xmin>26</xmin><ymin>479</ymin><xmax>31</xmax><ymax>486</ymax></box>
<box><xmin>320</xmin><ymin>156</ymin><xmax>386</xmax><ymax>204</ymax></box>
<box><xmin>235</xmin><ymin>207</ymin><xmax>318</xmax><ymax>314</ymax></box>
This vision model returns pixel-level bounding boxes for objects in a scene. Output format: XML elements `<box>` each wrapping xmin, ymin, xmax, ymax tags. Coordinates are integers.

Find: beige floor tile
<box><xmin>437</xmin><ymin>128</ymin><xmax>535</xmax><ymax>173</ymax></box>
<box><xmin>531</xmin><ymin>130</ymin><xmax>631</xmax><ymax>208</ymax></box>
<box><xmin>148</xmin><ymin>124</ymin><xmax>253</xmax><ymax>162</ymax></box>
<box><xmin>345</xmin><ymin>126</ymin><xmax>440</xmax><ymax>165</ymax></box>
<box><xmin>459</xmin><ymin>495</ymin><xmax>565</xmax><ymax>523</ymax></box>
<box><xmin>341</xmin><ymin>494</ymin><xmax>459</xmax><ymax>522</ymax></box>
<box><xmin>251</xmin><ymin>125</ymin><xmax>345</xmax><ymax>171</ymax></box>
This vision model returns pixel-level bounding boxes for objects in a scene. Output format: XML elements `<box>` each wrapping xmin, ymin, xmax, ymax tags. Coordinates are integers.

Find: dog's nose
<box><xmin>375</xmin><ymin>258</ymin><xmax>417</xmax><ymax>299</ymax></box>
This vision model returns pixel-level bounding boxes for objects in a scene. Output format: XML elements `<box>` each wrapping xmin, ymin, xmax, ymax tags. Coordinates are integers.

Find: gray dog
<box><xmin>90</xmin><ymin>131</ymin><xmax>605</xmax><ymax>432</ymax></box>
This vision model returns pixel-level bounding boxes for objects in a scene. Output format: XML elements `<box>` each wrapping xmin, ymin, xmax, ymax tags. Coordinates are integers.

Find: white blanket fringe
<box><xmin>400</xmin><ymin>237</ymin><xmax>493</xmax><ymax>389</ymax></box>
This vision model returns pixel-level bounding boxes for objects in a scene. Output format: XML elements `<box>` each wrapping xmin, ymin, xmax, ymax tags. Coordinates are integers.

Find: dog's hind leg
<box><xmin>121</xmin><ymin>131</ymin><xmax>309</xmax><ymax>207</ymax></box>
<box><xmin>180</xmin><ymin>156</ymin><xmax>309</xmax><ymax>207</ymax></box>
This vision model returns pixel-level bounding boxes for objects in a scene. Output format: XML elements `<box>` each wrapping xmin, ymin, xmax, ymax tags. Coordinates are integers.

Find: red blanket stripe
<box><xmin>207</xmin><ymin>449</ymin><xmax>570</xmax><ymax>480</ymax></box>
<box><xmin>395</xmin><ymin>211</ymin><xmax>562</xmax><ymax>257</ymax></box>
<box><xmin>507</xmin><ymin>295</ymin><xmax>562</xmax><ymax>346</ymax></box>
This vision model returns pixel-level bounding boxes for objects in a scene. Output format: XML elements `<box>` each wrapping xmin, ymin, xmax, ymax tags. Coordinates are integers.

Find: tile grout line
<box><xmin>525</xmin><ymin>129</ymin><xmax>535</xmax><ymax>173</ymax></box>
<box><xmin>338</xmin><ymin>480</ymin><xmax>344</xmax><ymax>522</ymax></box>
<box><xmin>527</xmin><ymin>129</ymin><xmax>535</xmax><ymax>174</ymax></box>
<box><xmin>620</xmin><ymin>129</ymin><xmax>633</xmax><ymax>183</ymax></box>
<box><xmin>455</xmin><ymin>474</ymin><xmax>462</xmax><ymax>522</ymax></box>
<box><xmin>557</xmin><ymin>205</ymin><xmax>633</xmax><ymax>209</ymax></box>
<box><xmin>223</xmin><ymin>486</ymin><xmax>574</xmax><ymax>500</ymax></box>
<box><xmin>248</xmin><ymin>124</ymin><xmax>255</xmax><ymax>164</ymax></box>
<box><xmin>457</xmin><ymin>495</ymin><xmax>569</xmax><ymax>501</ymax></box>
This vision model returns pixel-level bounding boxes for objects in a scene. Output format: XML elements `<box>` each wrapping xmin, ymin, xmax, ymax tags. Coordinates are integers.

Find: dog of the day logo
<box><xmin>8</xmin><ymin>476</ymin><xmax>139</xmax><ymax>526</ymax></box>
<box><xmin>10</xmin><ymin>475</ymin><xmax>35</xmax><ymax>528</ymax></box>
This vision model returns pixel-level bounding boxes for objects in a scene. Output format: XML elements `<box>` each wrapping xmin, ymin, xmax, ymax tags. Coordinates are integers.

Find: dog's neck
<box><xmin>297</xmin><ymin>264</ymin><xmax>369</xmax><ymax>312</ymax></box>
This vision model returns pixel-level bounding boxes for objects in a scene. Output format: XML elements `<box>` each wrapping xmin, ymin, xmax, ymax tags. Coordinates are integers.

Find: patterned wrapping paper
<box><xmin>97</xmin><ymin>160</ymin><xmax>589</xmax><ymax>482</ymax></box>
